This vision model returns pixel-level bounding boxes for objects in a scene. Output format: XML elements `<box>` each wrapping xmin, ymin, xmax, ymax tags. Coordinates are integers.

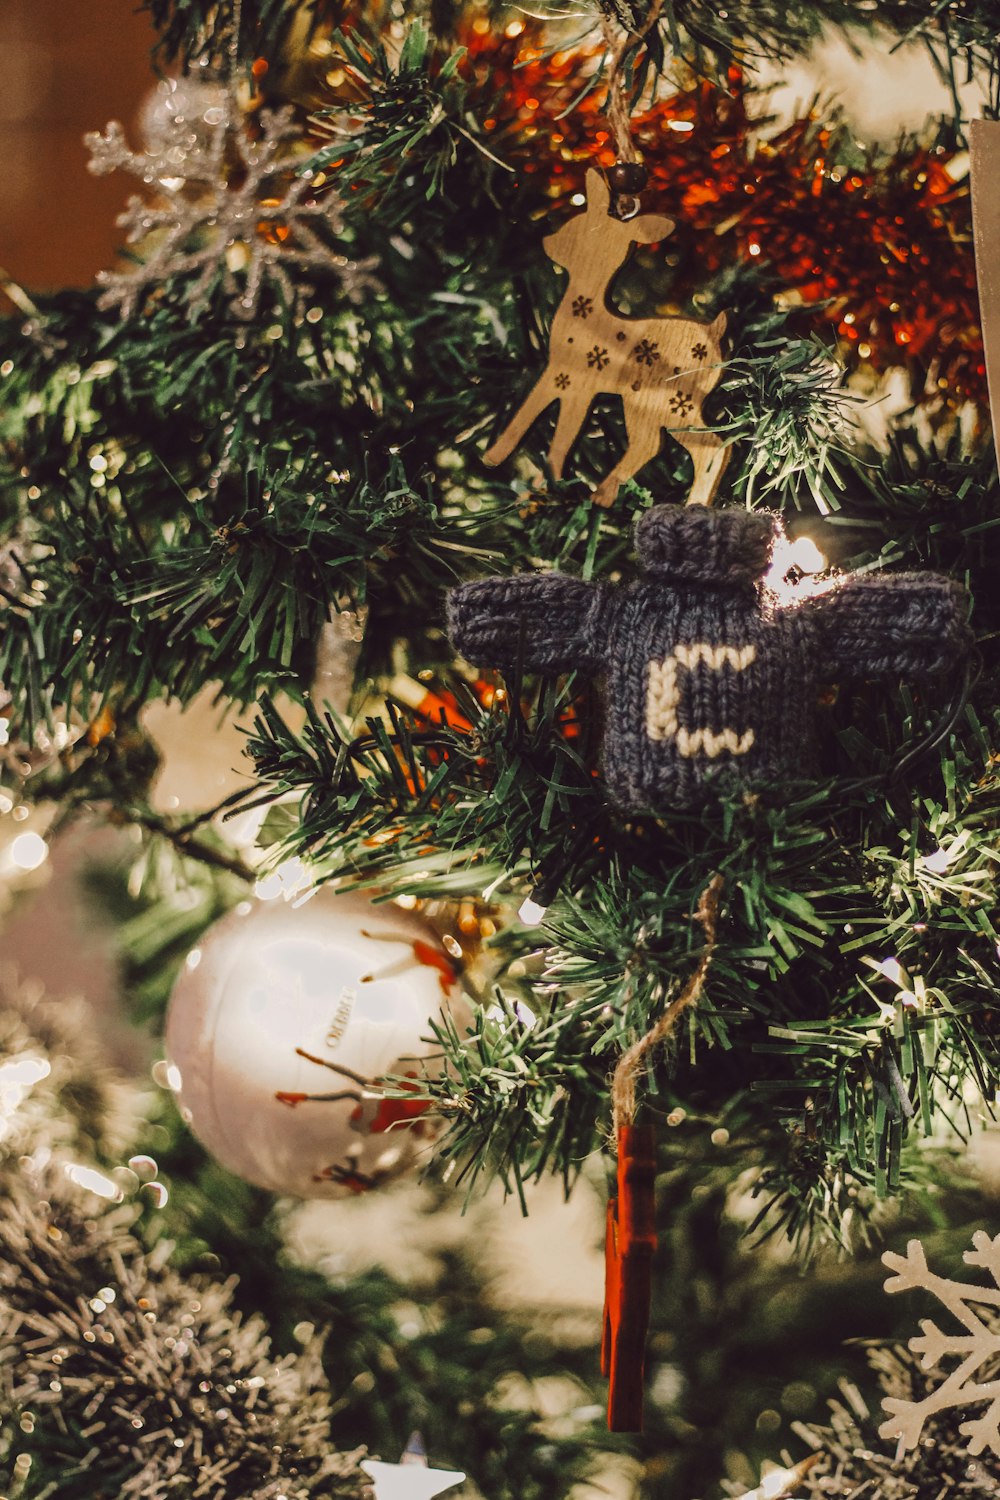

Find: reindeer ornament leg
<box><xmin>684</xmin><ymin>429</ymin><xmax>730</xmax><ymax>508</ymax></box>
<box><xmin>592</xmin><ymin>400</ymin><xmax>667</xmax><ymax>508</ymax></box>
<box><xmin>484</xmin><ymin>376</ymin><xmax>559</xmax><ymax>469</ymax></box>
<box><xmin>547</xmin><ymin>399</ymin><xmax>585</xmax><ymax>481</ymax></box>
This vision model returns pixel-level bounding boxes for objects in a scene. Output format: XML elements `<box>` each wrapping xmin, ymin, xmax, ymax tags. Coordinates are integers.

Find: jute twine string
<box><xmin>611</xmin><ymin>872</ymin><xmax>724</xmax><ymax>1132</ymax></box>
<box><xmin>600</xmin><ymin>0</ymin><xmax>666</xmax><ymax>166</ymax></box>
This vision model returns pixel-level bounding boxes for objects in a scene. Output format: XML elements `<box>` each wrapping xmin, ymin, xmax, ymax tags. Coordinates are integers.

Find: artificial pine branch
<box><xmin>0</xmin><ymin>0</ymin><xmax>997</xmax><ymax>1260</ymax></box>
<box><xmin>142</xmin><ymin>0</ymin><xmax>343</xmax><ymax>67</ymax></box>
<box><xmin>237</xmin><ymin>416</ymin><xmax>1000</xmax><ymax>1250</ymax></box>
<box><xmin>139</xmin><ymin>0</ymin><xmax>1000</xmax><ymax>101</ymax></box>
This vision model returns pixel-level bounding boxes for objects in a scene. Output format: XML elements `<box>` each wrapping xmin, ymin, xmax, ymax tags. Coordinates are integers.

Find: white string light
<box><xmin>10</xmin><ymin>831</ymin><xmax>48</xmax><ymax>871</ymax></box>
<box><xmin>518</xmin><ymin>895</ymin><xmax>548</xmax><ymax>926</ymax></box>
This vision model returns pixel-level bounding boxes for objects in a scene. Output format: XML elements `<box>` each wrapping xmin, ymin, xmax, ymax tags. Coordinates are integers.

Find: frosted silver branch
<box><xmin>0</xmin><ymin>1172</ymin><xmax>369</xmax><ymax>1499</ymax></box>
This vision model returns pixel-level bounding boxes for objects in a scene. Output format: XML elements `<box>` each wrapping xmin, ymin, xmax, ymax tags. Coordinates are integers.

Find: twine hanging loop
<box><xmin>600</xmin><ymin>0</ymin><xmax>664</xmax><ymax>218</ymax></box>
<box><xmin>611</xmin><ymin>872</ymin><xmax>724</xmax><ymax>1132</ymax></box>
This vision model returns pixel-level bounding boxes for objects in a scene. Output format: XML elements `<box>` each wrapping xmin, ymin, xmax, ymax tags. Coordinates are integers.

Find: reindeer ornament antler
<box><xmin>485</xmin><ymin>170</ymin><xmax>729</xmax><ymax>507</ymax></box>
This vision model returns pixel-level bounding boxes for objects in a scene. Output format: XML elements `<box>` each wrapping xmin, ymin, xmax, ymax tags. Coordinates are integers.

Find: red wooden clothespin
<box><xmin>601</xmin><ymin>1123</ymin><xmax>657</xmax><ymax>1432</ymax></box>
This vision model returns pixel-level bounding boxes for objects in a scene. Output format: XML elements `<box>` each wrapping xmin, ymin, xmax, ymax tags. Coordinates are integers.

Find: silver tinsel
<box><xmin>86</xmin><ymin>92</ymin><xmax>377</xmax><ymax>321</ymax></box>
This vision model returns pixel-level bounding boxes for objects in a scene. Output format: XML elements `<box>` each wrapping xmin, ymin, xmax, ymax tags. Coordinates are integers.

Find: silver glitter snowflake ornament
<box><xmin>86</xmin><ymin>89</ymin><xmax>377</xmax><ymax>321</ymax></box>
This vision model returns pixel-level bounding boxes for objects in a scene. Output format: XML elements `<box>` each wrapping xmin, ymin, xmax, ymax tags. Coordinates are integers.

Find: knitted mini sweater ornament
<box><xmin>447</xmin><ymin>507</ymin><xmax>970</xmax><ymax>813</ymax></box>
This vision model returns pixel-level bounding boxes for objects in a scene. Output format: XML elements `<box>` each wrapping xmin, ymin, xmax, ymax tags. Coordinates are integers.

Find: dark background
<box><xmin>0</xmin><ymin>0</ymin><xmax>156</xmax><ymax>287</ymax></box>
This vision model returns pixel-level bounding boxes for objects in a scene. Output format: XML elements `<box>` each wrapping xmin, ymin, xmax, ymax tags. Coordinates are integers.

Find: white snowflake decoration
<box><xmin>880</xmin><ymin>1232</ymin><xmax>1000</xmax><ymax>1459</ymax></box>
<box><xmin>86</xmin><ymin>94</ymin><xmax>376</xmax><ymax>321</ymax></box>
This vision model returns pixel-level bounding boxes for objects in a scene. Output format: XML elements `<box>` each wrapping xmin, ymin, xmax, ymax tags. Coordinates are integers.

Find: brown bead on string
<box><xmin>607</xmin><ymin>162</ymin><xmax>648</xmax><ymax>198</ymax></box>
<box><xmin>601</xmin><ymin>873</ymin><xmax>724</xmax><ymax>1432</ymax></box>
<box><xmin>600</xmin><ymin>0</ymin><xmax>663</xmax><ymax>219</ymax></box>
<box><xmin>606</xmin><ymin>162</ymin><xmax>649</xmax><ymax>223</ymax></box>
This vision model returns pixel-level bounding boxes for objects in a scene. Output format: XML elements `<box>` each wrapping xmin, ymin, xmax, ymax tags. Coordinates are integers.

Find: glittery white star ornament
<box><xmin>362</xmin><ymin>1433</ymin><xmax>465</xmax><ymax>1500</ymax></box>
<box><xmin>85</xmin><ymin>93</ymin><xmax>377</xmax><ymax>322</ymax></box>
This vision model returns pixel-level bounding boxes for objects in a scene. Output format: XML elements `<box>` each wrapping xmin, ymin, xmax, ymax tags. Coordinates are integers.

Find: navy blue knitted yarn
<box><xmin>446</xmin><ymin>506</ymin><xmax>971</xmax><ymax>814</ymax></box>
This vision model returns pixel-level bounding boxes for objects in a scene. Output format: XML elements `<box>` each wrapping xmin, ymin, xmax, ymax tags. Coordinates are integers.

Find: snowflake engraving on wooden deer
<box><xmin>485</xmin><ymin>170</ymin><xmax>728</xmax><ymax>508</ymax></box>
<box><xmin>880</xmin><ymin>1232</ymin><xmax>1000</xmax><ymax>1459</ymax></box>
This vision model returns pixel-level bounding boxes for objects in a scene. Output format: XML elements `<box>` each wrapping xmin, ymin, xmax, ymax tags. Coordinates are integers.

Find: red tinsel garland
<box><xmin>456</xmin><ymin>21</ymin><xmax>983</xmax><ymax>406</ymax></box>
<box><xmin>310</xmin><ymin>12</ymin><xmax>982</xmax><ymax>404</ymax></box>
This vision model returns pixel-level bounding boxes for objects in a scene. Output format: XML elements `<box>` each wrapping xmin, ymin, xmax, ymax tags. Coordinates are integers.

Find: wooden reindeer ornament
<box><xmin>485</xmin><ymin>169</ymin><xmax>729</xmax><ymax>508</ymax></box>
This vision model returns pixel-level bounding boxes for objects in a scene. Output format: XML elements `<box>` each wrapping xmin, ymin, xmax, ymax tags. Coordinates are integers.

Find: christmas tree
<box><xmin>1</xmin><ymin>2</ymin><xmax>999</xmax><ymax>1496</ymax></box>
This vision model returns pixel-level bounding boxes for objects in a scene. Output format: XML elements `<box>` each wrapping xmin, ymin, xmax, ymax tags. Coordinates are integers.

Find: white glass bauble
<box><xmin>165</xmin><ymin>890</ymin><xmax>463</xmax><ymax>1197</ymax></box>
